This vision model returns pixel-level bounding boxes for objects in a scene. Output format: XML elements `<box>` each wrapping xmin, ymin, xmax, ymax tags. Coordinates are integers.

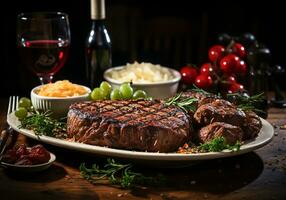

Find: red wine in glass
<box><xmin>17</xmin><ymin>12</ymin><xmax>71</xmax><ymax>84</ymax></box>
<box><xmin>18</xmin><ymin>40</ymin><xmax>70</xmax><ymax>78</ymax></box>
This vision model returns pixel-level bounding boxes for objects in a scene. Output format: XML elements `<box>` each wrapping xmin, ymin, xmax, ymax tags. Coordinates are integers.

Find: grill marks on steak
<box><xmin>67</xmin><ymin>100</ymin><xmax>191</xmax><ymax>152</ymax></box>
<box><xmin>67</xmin><ymin>91</ymin><xmax>263</xmax><ymax>151</ymax></box>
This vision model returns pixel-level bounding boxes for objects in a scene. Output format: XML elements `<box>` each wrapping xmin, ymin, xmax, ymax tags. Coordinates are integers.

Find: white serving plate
<box><xmin>7</xmin><ymin>112</ymin><xmax>274</xmax><ymax>162</ymax></box>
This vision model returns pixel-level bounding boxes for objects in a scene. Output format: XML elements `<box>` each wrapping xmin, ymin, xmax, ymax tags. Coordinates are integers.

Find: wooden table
<box><xmin>0</xmin><ymin>98</ymin><xmax>286</xmax><ymax>200</ymax></box>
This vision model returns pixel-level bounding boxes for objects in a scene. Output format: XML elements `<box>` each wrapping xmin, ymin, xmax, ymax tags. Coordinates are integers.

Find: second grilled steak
<box><xmin>242</xmin><ymin>111</ymin><xmax>262</xmax><ymax>140</ymax></box>
<box><xmin>198</xmin><ymin>122</ymin><xmax>244</xmax><ymax>145</ymax></box>
<box><xmin>194</xmin><ymin>99</ymin><xmax>246</xmax><ymax>127</ymax></box>
<box><xmin>67</xmin><ymin>99</ymin><xmax>191</xmax><ymax>152</ymax></box>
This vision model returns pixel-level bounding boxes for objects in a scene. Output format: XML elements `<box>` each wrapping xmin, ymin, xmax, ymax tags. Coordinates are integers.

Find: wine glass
<box><xmin>17</xmin><ymin>12</ymin><xmax>71</xmax><ymax>84</ymax></box>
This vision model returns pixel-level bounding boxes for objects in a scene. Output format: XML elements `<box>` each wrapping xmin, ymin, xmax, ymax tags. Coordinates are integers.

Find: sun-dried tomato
<box><xmin>2</xmin><ymin>144</ymin><xmax>51</xmax><ymax>165</ymax></box>
<box><xmin>28</xmin><ymin>145</ymin><xmax>51</xmax><ymax>164</ymax></box>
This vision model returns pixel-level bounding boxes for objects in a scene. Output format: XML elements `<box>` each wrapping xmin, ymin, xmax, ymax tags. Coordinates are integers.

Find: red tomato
<box><xmin>232</xmin><ymin>43</ymin><xmax>246</xmax><ymax>58</ymax></box>
<box><xmin>200</xmin><ymin>63</ymin><xmax>214</xmax><ymax>76</ymax></box>
<box><xmin>221</xmin><ymin>75</ymin><xmax>237</xmax><ymax>92</ymax></box>
<box><xmin>180</xmin><ymin>66</ymin><xmax>198</xmax><ymax>85</ymax></box>
<box><xmin>208</xmin><ymin>45</ymin><xmax>225</xmax><ymax>63</ymax></box>
<box><xmin>15</xmin><ymin>144</ymin><xmax>29</xmax><ymax>159</ymax></box>
<box><xmin>228</xmin><ymin>83</ymin><xmax>244</xmax><ymax>93</ymax></box>
<box><xmin>28</xmin><ymin>145</ymin><xmax>51</xmax><ymax>164</ymax></box>
<box><xmin>235</xmin><ymin>60</ymin><xmax>247</xmax><ymax>75</ymax></box>
<box><xmin>220</xmin><ymin>54</ymin><xmax>241</xmax><ymax>75</ymax></box>
<box><xmin>195</xmin><ymin>74</ymin><xmax>213</xmax><ymax>89</ymax></box>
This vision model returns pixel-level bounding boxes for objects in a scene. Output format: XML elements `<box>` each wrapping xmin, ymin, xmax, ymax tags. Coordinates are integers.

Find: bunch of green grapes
<box><xmin>15</xmin><ymin>97</ymin><xmax>32</xmax><ymax>119</ymax></box>
<box><xmin>90</xmin><ymin>81</ymin><xmax>148</xmax><ymax>101</ymax></box>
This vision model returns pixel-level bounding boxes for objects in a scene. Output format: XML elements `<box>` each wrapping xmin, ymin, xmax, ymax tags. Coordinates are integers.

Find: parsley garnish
<box><xmin>19</xmin><ymin>110</ymin><xmax>67</xmax><ymax>138</ymax></box>
<box><xmin>198</xmin><ymin>137</ymin><xmax>241</xmax><ymax>152</ymax></box>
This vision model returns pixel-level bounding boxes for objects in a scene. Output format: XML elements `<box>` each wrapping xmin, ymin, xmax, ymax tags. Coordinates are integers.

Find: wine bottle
<box><xmin>85</xmin><ymin>0</ymin><xmax>112</xmax><ymax>88</ymax></box>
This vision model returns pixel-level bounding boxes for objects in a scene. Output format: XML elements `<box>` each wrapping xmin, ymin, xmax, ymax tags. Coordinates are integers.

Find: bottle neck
<box><xmin>91</xmin><ymin>19</ymin><xmax>106</xmax><ymax>29</ymax></box>
<box><xmin>91</xmin><ymin>0</ymin><xmax>105</xmax><ymax>20</ymax></box>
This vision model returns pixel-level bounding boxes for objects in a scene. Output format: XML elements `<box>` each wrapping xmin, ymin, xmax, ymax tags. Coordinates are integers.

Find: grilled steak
<box><xmin>194</xmin><ymin>99</ymin><xmax>246</xmax><ymax>127</ymax></box>
<box><xmin>198</xmin><ymin>122</ymin><xmax>243</xmax><ymax>145</ymax></box>
<box><xmin>242</xmin><ymin>111</ymin><xmax>262</xmax><ymax>140</ymax></box>
<box><xmin>67</xmin><ymin>99</ymin><xmax>191</xmax><ymax>152</ymax></box>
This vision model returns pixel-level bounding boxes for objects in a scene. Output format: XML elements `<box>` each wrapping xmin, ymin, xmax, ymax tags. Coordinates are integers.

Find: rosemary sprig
<box><xmin>198</xmin><ymin>137</ymin><xmax>241</xmax><ymax>152</ymax></box>
<box><xmin>79</xmin><ymin>158</ymin><xmax>166</xmax><ymax>188</ymax></box>
<box><xmin>165</xmin><ymin>93</ymin><xmax>198</xmax><ymax>113</ymax></box>
<box><xmin>19</xmin><ymin>110</ymin><xmax>67</xmax><ymax>138</ymax></box>
<box><xmin>191</xmin><ymin>84</ymin><xmax>221</xmax><ymax>97</ymax></box>
<box><xmin>227</xmin><ymin>92</ymin><xmax>266</xmax><ymax>114</ymax></box>
<box><xmin>191</xmin><ymin>84</ymin><xmax>211</xmax><ymax>95</ymax></box>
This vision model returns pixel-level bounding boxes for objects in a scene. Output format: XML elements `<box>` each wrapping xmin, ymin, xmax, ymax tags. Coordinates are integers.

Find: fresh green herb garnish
<box><xmin>191</xmin><ymin>84</ymin><xmax>223</xmax><ymax>98</ymax></box>
<box><xmin>19</xmin><ymin>110</ymin><xmax>67</xmax><ymax>138</ymax></box>
<box><xmin>79</xmin><ymin>158</ymin><xmax>166</xmax><ymax>188</ymax></box>
<box><xmin>191</xmin><ymin>84</ymin><xmax>211</xmax><ymax>95</ymax></box>
<box><xmin>198</xmin><ymin>137</ymin><xmax>241</xmax><ymax>152</ymax></box>
<box><xmin>227</xmin><ymin>92</ymin><xmax>266</xmax><ymax>114</ymax></box>
<box><xmin>166</xmin><ymin>93</ymin><xmax>198</xmax><ymax>112</ymax></box>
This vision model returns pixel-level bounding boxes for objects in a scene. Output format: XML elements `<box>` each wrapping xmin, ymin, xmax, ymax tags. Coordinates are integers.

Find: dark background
<box><xmin>2</xmin><ymin>0</ymin><xmax>285</xmax><ymax>97</ymax></box>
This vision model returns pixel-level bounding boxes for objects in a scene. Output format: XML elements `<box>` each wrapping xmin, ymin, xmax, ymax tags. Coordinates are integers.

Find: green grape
<box><xmin>19</xmin><ymin>97</ymin><xmax>32</xmax><ymax>108</ymax></box>
<box><xmin>101</xmin><ymin>89</ymin><xmax>110</xmax><ymax>100</ymax></box>
<box><xmin>15</xmin><ymin>107</ymin><xmax>28</xmax><ymax>119</ymax></box>
<box><xmin>133</xmin><ymin>90</ymin><xmax>147</xmax><ymax>99</ymax></box>
<box><xmin>100</xmin><ymin>81</ymin><xmax>112</xmax><ymax>96</ymax></box>
<box><xmin>110</xmin><ymin>88</ymin><xmax>122</xmax><ymax>100</ymax></box>
<box><xmin>91</xmin><ymin>88</ymin><xmax>104</xmax><ymax>100</ymax></box>
<box><xmin>119</xmin><ymin>83</ymin><xmax>133</xmax><ymax>99</ymax></box>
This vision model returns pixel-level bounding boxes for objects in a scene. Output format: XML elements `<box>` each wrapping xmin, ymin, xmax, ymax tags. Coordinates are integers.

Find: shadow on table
<box><xmin>131</xmin><ymin>152</ymin><xmax>264</xmax><ymax>198</ymax></box>
<box><xmin>3</xmin><ymin>164</ymin><xmax>67</xmax><ymax>183</ymax></box>
<box><xmin>24</xmin><ymin>139</ymin><xmax>264</xmax><ymax>198</ymax></box>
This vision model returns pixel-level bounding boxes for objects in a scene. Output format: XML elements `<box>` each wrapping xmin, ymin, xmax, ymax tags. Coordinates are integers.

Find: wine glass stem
<box><xmin>39</xmin><ymin>75</ymin><xmax>53</xmax><ymax>84</ymax></box>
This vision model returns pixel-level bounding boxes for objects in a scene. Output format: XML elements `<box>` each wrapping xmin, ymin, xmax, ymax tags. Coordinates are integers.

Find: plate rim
<box><xmin>7</xmin><ymin>113</ymin><xmax>274</xmax><ymax>161</ymax></box>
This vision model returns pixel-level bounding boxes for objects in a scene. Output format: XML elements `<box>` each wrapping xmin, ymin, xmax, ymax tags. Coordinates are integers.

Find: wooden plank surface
<box><xmin>0</xmin><ymin>99</ymin><xmax>286</xmax><ymax>200</ymax></box>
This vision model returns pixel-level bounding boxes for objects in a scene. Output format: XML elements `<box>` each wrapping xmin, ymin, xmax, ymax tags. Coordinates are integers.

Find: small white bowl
<box><xmin>104</xmin><ymin>66</ymin><xmax>181</xmax><ymax>99</ymax></box>
<box><xmin>1</xmin><ymin>151</ymin><xmax>56</xmax><ymax>173</ymax></box>
<box><xmin>31</xmin><ymin>84</ymin><xmax>91</xmax><ymax>118</ymax></box>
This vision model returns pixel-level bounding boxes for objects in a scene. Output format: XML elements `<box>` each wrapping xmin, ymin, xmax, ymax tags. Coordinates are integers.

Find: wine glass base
<box><xmin>39</xmin><ymin>75</ymin><xmax>53</xmax><ymax>84</ymax></box>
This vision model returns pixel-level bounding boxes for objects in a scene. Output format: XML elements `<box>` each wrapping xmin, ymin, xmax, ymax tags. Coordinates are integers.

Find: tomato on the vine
<box><xmin>228</xmin><ymin>83</ymin><xmax>244</xmax><ymax>93</ymax></box>
<box><xmin>200</xmin><ymin>63</ymin><xmax>213</xmax><ymax>76</ymax></box>
<box><xmin>188</xmin><ymin>39</ymin><xmax>249</xmax><ymax>94</ymax></box>
<box><xmin>232</xmin><ymin>43</ymin><xmax>246</xmax><ymax>58</ymax></box>
<box><xmin>208</xmin><ymin>45</ymin><xmax>225</xmax><ymax>63</ymax></box>
<box><xmin>220</xmin><ymin>54</ymin><xmax>240</xmax><ymax>75</ymax></box>
<box><xmin>235</xmin><ymin>60</ymin><xmax>247</xmax><ymax>75</ymax></box>
<box><xmin>195</xmin><ymin>75</ymin><xmax>213</xmax><ymax>89</ymax></box>
<box><xmin>180</xmin><ymin>66</ymin><xmax>198</xmax><ymax>85</ymax></box>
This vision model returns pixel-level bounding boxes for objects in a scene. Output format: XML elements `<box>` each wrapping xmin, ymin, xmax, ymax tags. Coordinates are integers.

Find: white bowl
<box><xmin>31</xmin><ymin>84</ymin><xmax>91</xmax><ymax>118</ymax></box>
<box><xmin>103</xmin><ymin>66</ymin><xmax>181</xmax><ymax>99</ymax></box>
<box><xmin>1</xmin><ymin>151</ymin><xmax>56</xmax><ymax>173</ymax></box>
